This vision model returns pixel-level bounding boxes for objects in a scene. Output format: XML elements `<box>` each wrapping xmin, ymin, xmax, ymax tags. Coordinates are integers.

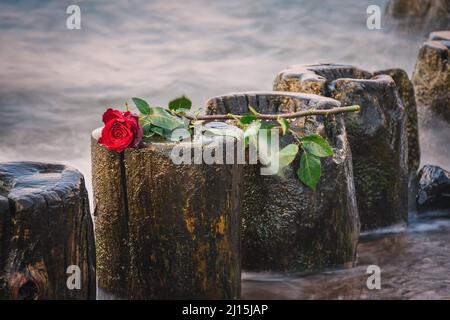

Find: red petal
<box><xmin>102</xmin><ymin>108</ymin><xmax>123</xmax><ymax>124</ymax></box>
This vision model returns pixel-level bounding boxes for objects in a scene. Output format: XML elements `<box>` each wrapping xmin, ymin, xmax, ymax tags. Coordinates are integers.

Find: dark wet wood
<box><xmin>206</xmin><ymin>91</ymin><xmax>360</xmax><ymax>272</ymax></box>
<box><xmin>92</xmin><ymin>129</ymin><xmax>243</xmax><ymax>299</ymax></box>
<box><xmin>274</xmin><ymin>64</ymin><xmax>409</xmax><ymax>231</ymax></box>
<box><xmin>91</xmin><ymin>131</ymin><xmax>130</xmax><ymax>299</ymax></box>
<box><xmin>413</xmin><ymin>35</ymin><xmax>450</xmax><ymax>125</ymax></box>
<box><xmin>385</xmin><ymin>0</ymin><xmax>450</xmax><ymax>35</ymax></box>
<box><xmin>375</xmin><ymin>68</ymin><xmax>421</xmax><ymax>213</ymax></box>
<box><xmin>0</xmin><ymin>162</ymin><xmax>96</xmax><ymax>300</ymax></box>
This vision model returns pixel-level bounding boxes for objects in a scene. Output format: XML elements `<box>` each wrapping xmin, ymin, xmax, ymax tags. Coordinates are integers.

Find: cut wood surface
<box><xmin>0</xmin><ymin>162</ymin><xmax>96</xmax><ymax>300</ymax></box>
<box><xmin>92</xmin><ymin>129</ymin><xmax>243</xmax><ymax>299</ymax></box>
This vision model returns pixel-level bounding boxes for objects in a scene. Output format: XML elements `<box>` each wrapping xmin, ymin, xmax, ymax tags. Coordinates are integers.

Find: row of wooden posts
<box><xmin>0</xmin><ymin>31</ymin><xmax>449</xmax><ymax>299</ymax></box>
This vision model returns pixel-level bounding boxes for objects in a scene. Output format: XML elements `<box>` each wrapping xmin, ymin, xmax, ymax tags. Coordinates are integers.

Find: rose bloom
<box><xmin>98</xmin><ymin>109</ymin><xmax>143</xmax><ymax>152</ymax></box>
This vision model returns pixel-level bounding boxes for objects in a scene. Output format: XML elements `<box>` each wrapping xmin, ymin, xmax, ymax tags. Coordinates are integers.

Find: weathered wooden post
<box><xmin>374</xmin><ymin>68</ymin><xmax>421</xmax><ymax>213</ymax></box>
<box><xmin>0</xmin><ymin>162</ymin><xmax>96</xmax><ymax>300</ymax></box>
<box><xmin>413</xmin><ymin>31</ymin><xmax>450</xmax><ymax>125</ymax></box>
<box><xmin>385</xmin><ymin>0</ymin><xmax>450</xmax><ymax>34</ymax></box>
<box><xmin>412</xmin><ymin>32</ymin><xmax>450</xmax><ymax>183</ymax></box>
<box><xmin>92</xmin><ymin>129</ymin><xmax>242</xmax><ymax>299</ymax></box>
<box><xmin>206</xmin><ymin>92</ymin><xmax>360</xmax><ymax>272</ymax></box>
<box><xmin>274</xmin><ymin>64</ymin><xmax>410</xmax><ymax>230</ymax></box>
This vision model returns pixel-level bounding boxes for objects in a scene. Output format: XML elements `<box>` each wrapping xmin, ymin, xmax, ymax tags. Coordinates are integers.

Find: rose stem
<box><xmin>184</xmin><ymin>105</ymin><xmax>360</xmax><ymax>121</ymax></box>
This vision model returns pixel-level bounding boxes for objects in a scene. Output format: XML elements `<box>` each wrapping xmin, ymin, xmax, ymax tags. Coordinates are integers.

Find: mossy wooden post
<box><xmin>91</xmin><ymin>136</ymin><xmax>130</xmax><ymax>299</ymax></box>
<box><xmin>274</xmin><ymin>64</ymin><xmax>409</xmax><ymax>230</ymax></box>
<box><xmin>413</xmin><ymin>32</ymin><xmax>450</xmax><ymax>125</ymax></box>
<box><xmin>206</xmin><ymin>91</ymin><xmax>360</xmax><ymax>272</ymax></box>
<box><xmin>0</xmin><ymin>162</ymin><xmax>96</xmax><ymax>300</ymax></box>
<box><xmin>385</xmin><ymin>0</ymin><xmax>450</xmax><ymax>34</ymax></box>
<box><xmin>92</xmin><ymin>129</ymin><xmax>242</xmax><ymax>299</ymax></box>
<box><xmin>375</xmin><ymin>68</ymin><xmax>421</xmax><ymax>213</ymax></box>
<box><xmin>412</xmin><ymin>32</ymin><xmax>450</xmax><ymax>181</ymax></box>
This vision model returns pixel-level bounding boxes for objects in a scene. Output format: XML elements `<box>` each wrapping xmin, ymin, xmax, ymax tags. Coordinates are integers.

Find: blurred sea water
<box><xmin>0</xmin><ymin>0</ymin><xmax>428</xmax><ymax>193</ymax></box>
<box><xmin>1</xmin><ymin>0</ymin><xmax>449</xmax><ymax>300</ymax></box>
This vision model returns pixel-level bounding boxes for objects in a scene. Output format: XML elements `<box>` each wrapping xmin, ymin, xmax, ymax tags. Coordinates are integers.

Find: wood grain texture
<box><xmin>275</xmin><ymin>65</ymin><xmax>409</xmax><ymax>231</ymax></box>
<box><xmin>413</xmin><ymin>35</ymin><xmax>450</xmax><ymax>125</ymax></box>
<box><xmin>375</xmin><ymin>68</ymin><xmax>421</xmax><ymax>213</ymax></box>
<box><xmin>206</xmin><ymin>92</ymin><xmax>360</xmax><ymax>272</ymax></box>
<box><xmin>92</xmin><ymin>131</ymin><xmax>243</xmax><ymax>299</ymax></box>
<box><xmin>0</xmin><ymin>162</ymin><xmax>96</xmax><ymax>300</ymax></box>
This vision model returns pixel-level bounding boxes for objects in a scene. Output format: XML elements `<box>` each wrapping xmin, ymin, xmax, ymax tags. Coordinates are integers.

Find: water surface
<box><xmin>1</xmin><ymin>0</ymin><xmax>449</xmax><ymax>300</ymax></box>
<box><xmin>243</xmin><ymin>218</ymin><xmax>450</xmax><ymax>300</ymax></box>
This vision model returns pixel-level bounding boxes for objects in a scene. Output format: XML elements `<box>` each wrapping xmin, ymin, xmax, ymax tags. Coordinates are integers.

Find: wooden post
<box><xmin>385</xmin><ymin>0</ymin><xmax>450</xmax><ymax>34</ymax></box>
<box><xmin>274</xmin><ymin>64</ymin><xmax>409</xmax><ymax>231</ymax></box>
<box><xmin>206</xmin><ymin>91</ymin><xmax>360</xmax><ymax>272</ymax></box>
<box><xmin>92</xmin><ymin>130</ymin><xmax>242</xmax><ymax>299</ymax></box>
<box><xmin>412</xmin><ymin>32</ymin><xmax>450</xmax><ymax>125</ymax></box>
<box><xmin>375</xmin><ymin>68</ymin><xmax>421</xmax><ymax>213</ymax></box>
<box><xmin>0</xmin><ymin>162</ymin><xmax>96</xmax><ymax>300</ymax></box>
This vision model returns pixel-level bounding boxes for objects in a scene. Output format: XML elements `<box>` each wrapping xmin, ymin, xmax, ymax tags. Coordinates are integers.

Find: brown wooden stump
<box><xmin>206</xmin><ymin>91</ymin><xmax>360</xmax><ymax>272</ymax></box>
<box><xmin>413</xmin><ymin>32</ymin><xmax>450</xmax><ymax>125</ymax></box>
<box><xmin>374</xmin><ymin>68</ymin><xmax>421</xmax><ymax>213</ymax></box>
<box><xmin>274</xmin><ymin>64</ymin><xmax>409</xmax><ymax>231</ymax></box>
<box><xmin>412</xmin><ymin>33</ymin><xmax>450</xmax><ymax>176</ymax></box>
<box><xmin>0</xmin><ymin>162</ymin><xmax>96</xmax><ymax>300</ymax></box>
<box><xmin>92</xmin><ymin>129</ymin><xmax>242</xmax><ymax>299</ymax></box>
<box><xmin>385</xmin><ymin>0</ymin><xmax>450</xmax><ymax>35</ymax></box>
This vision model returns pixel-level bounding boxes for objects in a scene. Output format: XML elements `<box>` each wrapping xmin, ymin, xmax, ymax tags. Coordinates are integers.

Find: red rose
<box><xmin>98</xmin><ymin>108</ymin><xmax>143</xmax><ymax>152</ymax></box>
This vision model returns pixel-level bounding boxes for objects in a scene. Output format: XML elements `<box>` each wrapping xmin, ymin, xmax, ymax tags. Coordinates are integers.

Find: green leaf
<box><xmin>300</xmin><ymin>134</ymin><xmax>333</xmax><ymax>157</ymax></box>
<box><xmin>260</xmin><ymin>122</ymin><xmax>276</xmax><ymax>130</ymax></box>
<box><xmin>148</xmin><ymin>125</ymin><xmax>187</xmax><ymax>142</ymax></box>
<box><xmin>277</xmin><ymin>117</ymin><xmax>290</xmax><ymax>135</ymax></box>
<box><xmin>132</xmin><ymin>97</ymin><xmax>151</xmax><ymax>115</ymax></box>
<box><xmin>169</xmin><ymin>96</ymin><xmax>192</xmax><ymax>111</ymax></box>
<box><xmin>142</xmin><ymin>124</ymin><xmax>154</xmax><ymax>138</ymax></box>
<box><xmin>203</xmin><ymin>122</ymin><xmax>242</xmax><ymax>140</ymax></box>
<box><xmin>297</xmin><ymin>152</ymin><xmax>321</xmax><ymax>190</ymax></box>
<box><xmin>278</xmin><ymin>144</ymin><xmax>299</xmax><ymax>168</ymax></box>
<box><xmin>172</xmin><ymin>108</ymin><xmax>191</xmax><ymax>115</ymax></box>
<box><xmin>265</xmin><ymin>143</ymin><xmax>299</xmax><ymax>175</ymax></box>
<box><xmin>239</xmin><ymin>114</ymin><xmax>257</xmax><ymax>125</ymax></box>
<box><xmin>243</xmin><ymin>120</ymin><xmax>261</xmax><ymax>138</ymax></box>
<box><xmin>151</xmin><ymin>126</ymin><xmax>165</xmax><ymax>137</ymax></box>
<box><xmin>257</xmin><ymin>126</ymin><xmax>273</xmax><ymax>165</ymax></box>
<box><xmin>248</xmin><ymin>105</ymin><xmax>259</xmax><ymax>116</ymax></box>
<box><xmin>166</xmin><ymin>126</ymin><xmax>191</xmax><ymax>141</ymax></box>
<box><xmin>243</xmin><ymin>120</ymin><xmax>261</xmax><ymax>146</ymax></box>
<box><xmin>206</xmin><ymin>130</ymin><xmax>241</xmax><ymax>140</ymax></box>
<box><xmin>148</xmin><ymin>107</ymin><xmax>185</xmax><ymax>130</ymax></box>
